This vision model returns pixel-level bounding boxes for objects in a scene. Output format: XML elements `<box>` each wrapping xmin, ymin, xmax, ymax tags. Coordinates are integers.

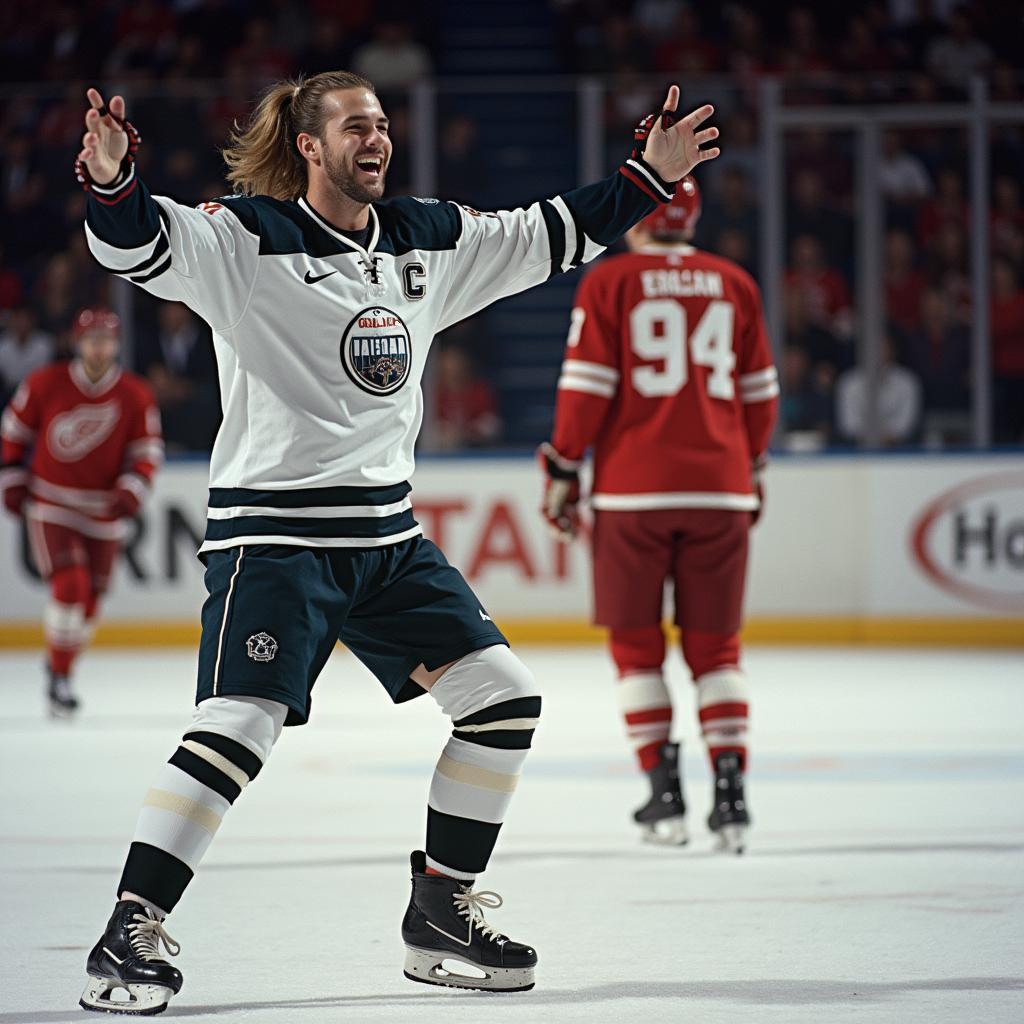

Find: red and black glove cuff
<box><xmin>74</xmin><ymin>107</ymin><xmax>142</xmax><ymax>195</ymax></box>
<box><xmin>622</xmin><ymin>108</ymin><xmax>679</xmax><ymax>205</ymax></box>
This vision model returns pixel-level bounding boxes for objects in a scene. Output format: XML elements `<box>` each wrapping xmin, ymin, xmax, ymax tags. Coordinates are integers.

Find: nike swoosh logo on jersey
<box><xmin>426</xmin><ymin>919</ymin><xmax>473</xmax><ymax>947</ymax></box>
<box><xmin>303</xmin><ymin>270</ymin><xmax>337</xmax><ymax>284</ymax></box>
<box><xmin>479</xmin><ymin>609</ymin><xmax>492</xmax><ymax>622</ymax></box>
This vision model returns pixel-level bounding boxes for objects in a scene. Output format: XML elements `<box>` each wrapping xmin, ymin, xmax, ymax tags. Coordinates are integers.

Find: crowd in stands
<box><xmin>1</xmin><ymin>0</ymin><xmax>1022</xmax><ymax>450</ymax></box>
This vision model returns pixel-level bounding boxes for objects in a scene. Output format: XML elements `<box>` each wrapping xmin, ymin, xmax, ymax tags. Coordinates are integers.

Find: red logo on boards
<box><xmin>909</xmin><ymin>472</ymin><xmax>1024</xmax><ymax>612</ymax></box>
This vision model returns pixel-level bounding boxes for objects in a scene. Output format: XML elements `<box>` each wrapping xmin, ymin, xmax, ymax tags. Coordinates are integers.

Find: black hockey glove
<box><xmin>538</xmin><ymin>442</ymin><xmax>581</xmax><ymax>543</ymax></box>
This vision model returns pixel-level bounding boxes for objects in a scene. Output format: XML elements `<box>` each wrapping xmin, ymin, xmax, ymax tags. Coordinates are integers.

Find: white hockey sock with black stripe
<box><xmin>425</xmin><ymin>645</ymin><xmax>541</xmax><ymax>880</ymax></box>
<box><xmin>117</xmin><ymin>696</ymin><xmax>286</xmax><ymax>915</ymax></box>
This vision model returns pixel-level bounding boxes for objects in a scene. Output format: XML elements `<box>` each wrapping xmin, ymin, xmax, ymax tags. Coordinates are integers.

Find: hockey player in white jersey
<box><xmin>74</xmin><ymin>72</ymin><xmax>719</xmax><ymax>1014</ymax></box>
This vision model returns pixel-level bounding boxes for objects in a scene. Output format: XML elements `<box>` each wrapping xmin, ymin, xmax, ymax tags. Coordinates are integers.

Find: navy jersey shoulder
<box><xmin>215</xmin><ymin>195</ymin><xmax>347</xmax><ymax>259</ymax></box>
<box><xmin>215</xmin><ymin>194</ymin><xmax>461</xmax><ymax>260</ymax></box>
<box><xmin>373</xmin><ymin>197</ymin><xmax>462</xmax><ymax>257</ymax></box>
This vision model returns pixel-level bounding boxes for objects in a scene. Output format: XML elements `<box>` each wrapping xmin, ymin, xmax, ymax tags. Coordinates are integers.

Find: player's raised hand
<box><xmin>640</xmin><ymin>86</ymin><xmax>719</xmax><ymax>182</ymax></box>
<box><xmin>78</xmin><ymin>88</ymin><xmax>130</xmax><ymax>187</ymax></box>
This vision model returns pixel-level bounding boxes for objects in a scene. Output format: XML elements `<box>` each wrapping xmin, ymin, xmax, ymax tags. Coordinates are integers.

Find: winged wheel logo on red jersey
<box><xmin>46</xmin><ymin>401</ymin><xmax>121</xmax><ymax>462</ymax></box>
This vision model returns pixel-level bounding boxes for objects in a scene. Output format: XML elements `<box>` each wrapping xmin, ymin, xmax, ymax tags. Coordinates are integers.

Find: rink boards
<box><xmin>0</xmin><ymin>453</ymin><xmax>1021</xmax><ymax>646</ymax></box>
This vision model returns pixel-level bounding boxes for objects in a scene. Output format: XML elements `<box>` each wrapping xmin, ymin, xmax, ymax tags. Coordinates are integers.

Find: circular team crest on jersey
<box><xmin>341</xmin><ymin>306</ymin><xmax>412</xmax><ymax>396</ymax></box>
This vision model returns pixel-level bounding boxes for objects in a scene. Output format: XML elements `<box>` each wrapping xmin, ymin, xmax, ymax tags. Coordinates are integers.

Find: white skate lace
<box><xmin>128</xmin><ymin>914</ymin><xmax>181</xmax><ymax>962</ymax></box>
<box><xmin>452</xmin><ymin>889</ymin><xmax>504</xmax><ymax>942</ymax></box>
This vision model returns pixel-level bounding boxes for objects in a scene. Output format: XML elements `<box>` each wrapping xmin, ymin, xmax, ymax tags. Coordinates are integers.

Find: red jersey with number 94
<box><xmin>551</xmin><ymin>245</ymin><xmax>779</xmax><ymax>511</ymax></box>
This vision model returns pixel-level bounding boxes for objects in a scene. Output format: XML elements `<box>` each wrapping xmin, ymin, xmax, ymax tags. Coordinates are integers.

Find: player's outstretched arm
<box><xmin>640</xmin><ymin>85</ymin><xmax>720</xmax><ymax>183</ymax></box>
<box><xmin>77</xmin><ymin>88</ymin><xmax>260</xmax><ymax>331</ymax></box>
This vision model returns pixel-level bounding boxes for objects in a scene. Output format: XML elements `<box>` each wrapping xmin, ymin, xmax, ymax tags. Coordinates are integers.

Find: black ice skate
<box><xmin>707</xmin><ymin>751</ymin><xmax>750</xmax><ymax>854</ymax></box>
<box><xmin>80</xmin><ymin>900</ymin><xmax>182</xmax><ymax>1016</ymax></box>
<box><xmin>47</xmin><ymin>665</ymin><xmax>79</xmax><ymax>718</ymax></box>
<box><xmin>401</xmin><ymin>850</ymin><xmax>537</xmax><ymax>992</ymax></box>
<box><xmin>633</xmin><ymin>741</ymin><xmax>689</xmax><ymax>846</ymax></box>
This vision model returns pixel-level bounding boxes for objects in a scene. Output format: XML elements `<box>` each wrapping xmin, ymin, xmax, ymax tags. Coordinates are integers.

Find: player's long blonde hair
<box><xmin>221</xmin><ymin>71</ymin><xmax>375</xmax><ymax>200</ymax></box>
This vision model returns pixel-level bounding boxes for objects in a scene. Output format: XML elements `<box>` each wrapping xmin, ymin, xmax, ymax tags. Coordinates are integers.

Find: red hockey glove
<box><xmin>2</xmin><ymin>483</ymin><xmax>28</xmax><ymax>517</ymax></box>
<box><xmin>109</xmin><ymin>486</ymin><xmax>141</xmax><ymax>519</ymax></box>
<box><xmin>750</xmin><ymin>454</ymin><xmax>767</xmax><ymax>527</ymax></box>
<box><xmin>538</xmin><ymin>442</ymin><xmax>581</xmax><ymax>542</ymax></box>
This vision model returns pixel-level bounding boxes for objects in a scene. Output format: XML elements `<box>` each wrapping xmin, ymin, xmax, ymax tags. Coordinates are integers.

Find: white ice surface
<box><xmin>0</xmin><ymin>645</ymin><xmax>1022</xmax><ymax>1024</ymax></box>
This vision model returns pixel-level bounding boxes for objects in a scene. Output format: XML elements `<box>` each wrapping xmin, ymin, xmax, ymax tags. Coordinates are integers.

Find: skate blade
<box><xmin>713</xmin><ymin>823</ymin><xmax>747</xmax><ymax>855</ymax></box>
<box><xmin>640</xmin><ymin>815</ymin><xmax>689</xmax><ymax>846</ymax></box>
<box><xmin>48</xmin><ymin>701</ymin><xmax>79</xmax><ymax>719</ymax></box>
<box><xmin>403</xmin><ymin>945</ymin><xmax>535</xmax><ymax>992</ymax></box>
<box><xmin>79</xmin><ymin>975</ymin><xmax>173</xmax><ymax>1015</ymax></box>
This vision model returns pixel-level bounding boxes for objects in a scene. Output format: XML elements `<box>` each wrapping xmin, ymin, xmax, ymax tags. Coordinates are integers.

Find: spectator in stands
<box><xmin>228</xmin><ymin>17</ymin><xmax>293</xmax><ymax>86</ymax></box>
<box><xmin>787</xmin><ymin>168</ymin><xmax>853</xmax><ymax>273</ymax></box>
<box><xmin>713</xmin><ymin>227</ymin><xmax>755</xmax><ymax>276</ymax></box>
<box><xmin>699</xmin><ymin>166</ymin><xmax>757</xmax><ymax>254</ymax></box>
<box><xmin>785</xmin><ymin>234</ymin><xmax>853</xmax><ymax>339</ymax></box>
<box><xmin>784</xmin><ymin>284</ymin><xmax>848</xmax><ymax>373</ymax></box>
<box><xmin>926</xmin><ymin>221</ymin><xmax>971</xmax><ymax>321</ymax></box>
<box><xmin>917</xmin><ymin>167</ymin><xmax>968</xmax><ymax>248</ymax></box>
<box><xmin>135</xmin><ymin>302</ymin><xmax>219</xmax><ymax>453</ymax></box>
<box><xmin>884</xmin><ymin>229</ymin><xmax>926</xmax><ymax>337</ymax></box>
<box><xmin>705</xmin><ymin>108</ymin><xmax>759</xmax><ymax>197</ymax></box>
<box><xmin>149</xmin><ymin>147</ymin><xmax>207</xmax><ymax>203</ymax></box>
<box><xmin>880</xmin><ymin>130</ymin><xmax>932</xmax><ymax>230</ymax></box>
<box><xmin>991</xmin><ymin>257</ymin><xmax>1024</xmax><ymax>444</ymax></box>
<box><xmin>904</xmin><ymin>288</ymin><xmax>970</xmax><ymax>421</ymax></box>
<box><xmin>433</xmin><ymin>345</ymin><xmax>502</xmax><ymax>451</ymax></box>
<box><xmin>580</xmin><ymin>14</ymin><xmax>647</xmax><ymax>75</ymax></box>
<box><xmin>605</xmin><ymin>62</ymin><xmax>656</xmax><ymax>137</ymax></box>
<box><xmin>298</xmin><ymin>15</ymin><xmax>352</xmax><ymax>75</ymax></box>
<box><xmin>0</xmin><ymin>306</ymin><xmax>54</xmax><ymax>405</ymax></box>
<box><xmin>780</xmin><ymin>344</ymin><xmax>834</xmax><ymax>445</ymax></box>
<box><xmin>352</xmin><ymin>20</ymin><xmax>432</xmax><ymax>90</ymax></box>
<box><xmin>892</xmin><ymin>0</ymin><xmax>945</xmax><ymax>71</ymax></box>
<box><xmin>925</xmin><ymin>5</ymin><xmax>992</xmax><ymax>92</ymax></box>
<box><xmin>721</xmin><ymin>5</ymin><xmax>768</xmax><ymax>91</ymax></box>
<box><xmin>654</xmin><ymin>7</ymin><xmax>719</xmax><ymax>75</ymax></box>
<box><xmin>438</xmin><ymin>115</ymin><xmax>486</xmax><ymax>206</ymax></box>
<box><xmin>0</xmin><ymin>243</ymin><xmax>24</xmax><ymax>313</ymax></box>
<box><xmin>838</xmin><ymin>14</ymin><xmax>894</xmax><ymax>76</ymax></box>
<box><xmin>991</xmin><ymin>174</ymin><xmax>1024</xmax><ymax>266</ymax></box>
<box><xmin>1</xmin><ymin>131</ymin><xmax>62</xmax><ymax>263</ymax></box>
<box><xmin>836</xmin><ymin>337</ymin><xmax>922</xmax><ymax>446</ymax></box>
<box><xmin>33</xmin><ymin>251</ymin><xmax>97</xmax><ymax>343</ymax></box>
<box><xmin>107</xmin><ymin>0</ymin><xmax>178</xmax><ymax>75</ymax></box>
<box><xmin>777</xmin><ymin>6</ymin><xmax>833</xmax><ymax>100</ymax></box>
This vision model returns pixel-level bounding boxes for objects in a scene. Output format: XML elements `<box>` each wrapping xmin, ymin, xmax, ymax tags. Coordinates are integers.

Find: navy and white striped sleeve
<box><xmin>438</xmin><ymin>156</ymin><xmax>673</xmax><ymax>331</ymax></box>
<box><xmin>84</xmin><ymin>168</ymin><xmax>261</xmax><ymax>331</ymax></box>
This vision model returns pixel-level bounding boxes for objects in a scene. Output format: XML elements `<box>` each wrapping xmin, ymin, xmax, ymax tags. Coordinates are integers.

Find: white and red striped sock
<box><xmin>616</xmin><ymin>670</ymin><xmax>672</xmax><ymax>772</ymax></box>
<box><xmin>696</xmin><ymin>667</ymin><xmax>749</xmax><ymax>770</ymax></box>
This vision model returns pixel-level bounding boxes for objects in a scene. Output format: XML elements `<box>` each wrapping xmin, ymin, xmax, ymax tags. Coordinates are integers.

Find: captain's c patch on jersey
<box><xmin>341</xmin><ymin>306</ymin><xmax>412</xmax><ymax>396</ymax></box>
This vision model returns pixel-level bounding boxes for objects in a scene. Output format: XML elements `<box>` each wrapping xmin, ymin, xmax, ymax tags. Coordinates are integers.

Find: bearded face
<box><xmin>313</xmin><ymin>88</ymin><xmax>392</xmax><ymax>206</ymax></box>
<box><xmin>322</xmin><ymin>134</ymin><xmax>387</xmax><ymax>204</ymax></box>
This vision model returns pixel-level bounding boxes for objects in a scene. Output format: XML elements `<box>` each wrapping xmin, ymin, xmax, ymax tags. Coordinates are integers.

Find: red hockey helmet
<box><xmin>72</xmin><ymin>306</ymin><xmax>121</xmax><ymax>340</ymax></box>
<box><xmin>640</xmin><ymin>175</ymin><xmax>701</xmax><ymax>238</ymax></box>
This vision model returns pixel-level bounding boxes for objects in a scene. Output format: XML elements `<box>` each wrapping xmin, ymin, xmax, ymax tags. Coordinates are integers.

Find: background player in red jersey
<box><xmin>539</xmin><ymin>176</ymin><xmax>778</xmax><ymax>852</ymax></box>
<box><xmin>0</xmin><ymin>307</ymin><xmax>163</xmax><ymax>715</ymax></box>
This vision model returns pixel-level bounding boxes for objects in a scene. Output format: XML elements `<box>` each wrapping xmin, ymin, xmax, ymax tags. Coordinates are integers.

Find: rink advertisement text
<box><xmin>1</xmin><ymin>455</ymin><xmax>1022</xmax><ymax>627</ymax></box>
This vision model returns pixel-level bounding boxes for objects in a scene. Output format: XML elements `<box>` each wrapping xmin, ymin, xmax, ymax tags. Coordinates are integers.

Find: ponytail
<box><xmin>221</xmin><ymin>71</ymin><xmax>375</xmax><ymax>200</ymax></box>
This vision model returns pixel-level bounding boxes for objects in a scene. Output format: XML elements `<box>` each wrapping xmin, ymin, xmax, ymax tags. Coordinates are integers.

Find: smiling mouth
<box><xmin>355</xmin><ymin>156</ymin><xmax>384</xmax><ymax>176</ymax></box>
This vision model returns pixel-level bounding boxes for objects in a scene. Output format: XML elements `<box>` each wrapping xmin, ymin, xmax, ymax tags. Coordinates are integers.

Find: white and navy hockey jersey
<box><xmin>84</xmin><ymin>157</ymin><xmax>675</xmax><ymax>552</ymax></box>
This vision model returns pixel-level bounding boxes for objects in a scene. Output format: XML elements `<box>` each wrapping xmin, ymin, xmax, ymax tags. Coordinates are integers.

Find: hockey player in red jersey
<box><xmin>539</xmin><ymin>176</ymin><xmax>778</xmax><ymax>852</ymax></box>
<box><xmin>0</xmin><ymin>307</ymin><xmax>163</xmax><ymax>715</ymax></box>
